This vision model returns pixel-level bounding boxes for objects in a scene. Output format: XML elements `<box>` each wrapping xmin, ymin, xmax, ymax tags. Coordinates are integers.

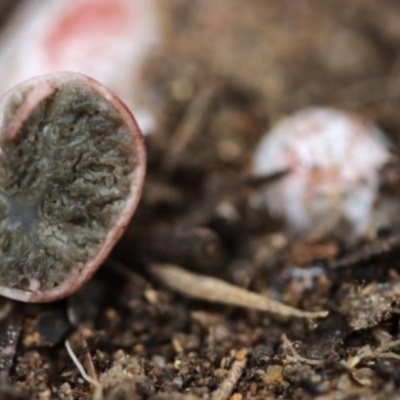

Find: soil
<box><xmin>4</xmin><ymin>1</ymin><xmax>400</xmax><ymax>399</ymax></box>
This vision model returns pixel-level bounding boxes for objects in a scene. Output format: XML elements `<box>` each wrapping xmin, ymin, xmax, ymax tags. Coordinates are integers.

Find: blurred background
<box><xmin>157</xmin><ymin>0</ymin><xmax>400</xmax><ymax>129</ymax></box>
<box><xmin>3</xmin><ymin>0</ymin><xmax>400</xmax><ymax>153</ymax></box>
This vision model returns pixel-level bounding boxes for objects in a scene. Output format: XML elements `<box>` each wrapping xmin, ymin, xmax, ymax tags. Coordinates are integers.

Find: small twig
<box><xmin>147</xmin><ymin>263</ymin><xmax>328</xmax><ymax>319</ymax></box>
<box><xmin>346</xmin><ymin>339</ymin><xmax>400</xmax><ymax>370</ymax></box>
<box><xmin>373</xmin><ymin>338</ymin><xmax>400</xmax><ymax>355</ymax></box>
<box><xmin>211</xmin><ymin>349</ymin><xmax>248</xmax><ymax>400</ymax></box>
<box><xmin>118</xmin><ymin>226</ymin><xmax>226</xmax><ymax>273</ymax></box>
<box><xmin>79</xmin><ymin>333</ymin><xmax>98</xmax><ymax>383</ymax></box>
<box><xmin>65</xmin><ymin>339</ymin><xmax>103</xmax><ymax>400</ymax></box>
<box><xmin>281</xmin><ymin>334</ymin><xmax>323</xmax><ymax>366</ymax></box>
<box><xmin>163</xmin><ymin>84</ymin><xmax>218</xmax><ymax>172</ymax></box>
<box><xmin>375</xmin><ymin>352</ymin><xmax>400</xmax><ymax>361</ymax></box>
<box><xmin>0</xmin><ymin>299</ymin><xmax>12</xmax><ymax>323</ymax></box>
<box><xmin>245</xmin><ymin>168</ymin><xmax>290</xmax><ymax>188</ymax></box>
<box><xmin>329</xmin><ymin>235</ymin><xmax>400</xmax><ymax>270</ymax></box>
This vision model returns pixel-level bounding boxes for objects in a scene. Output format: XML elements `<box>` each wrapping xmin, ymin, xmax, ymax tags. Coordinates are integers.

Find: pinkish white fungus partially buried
<box><xmin>252</xmin><ymin>107</ymin><xmax>400</xmax><ymax>238</ymax></box>
<box><xmin>0</xmin><ymin>72</ymin><xmax>146</xmax><ymax>303</ymax></box>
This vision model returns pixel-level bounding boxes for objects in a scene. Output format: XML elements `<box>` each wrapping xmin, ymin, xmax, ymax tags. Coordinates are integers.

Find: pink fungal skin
<box><xmin>0</xmin><ymin>0</ymin><xmax>159</xmax><ymax>134</ymax></box>
<box><xmin>0</xmin><ymin>72</ymin><xmax>146</xmax><ymax>303</ymax></box>
<box><xmin>252</xmin><ymin>107</ymin><xmax>400</xmax><ymax>238</ymax></box>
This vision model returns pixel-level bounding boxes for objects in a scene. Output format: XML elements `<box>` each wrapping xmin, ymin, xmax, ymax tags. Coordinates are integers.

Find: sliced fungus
<box><xmin>0</xmin><ymin>75</ymin><xmax>140</xmax><ymax>293</ymax></box>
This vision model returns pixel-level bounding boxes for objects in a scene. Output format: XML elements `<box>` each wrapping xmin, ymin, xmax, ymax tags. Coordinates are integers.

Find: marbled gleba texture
<box><xmin>0</xmin><ymin>72</ymin><xmax>145</xmax><ymax>302</ymax></box>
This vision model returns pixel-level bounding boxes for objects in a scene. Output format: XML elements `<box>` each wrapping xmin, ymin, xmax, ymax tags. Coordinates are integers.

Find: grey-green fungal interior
<box><xmin>0</xmin><ymin>79</ymin><xmax>138</xmax><ymax>292</ymax></box>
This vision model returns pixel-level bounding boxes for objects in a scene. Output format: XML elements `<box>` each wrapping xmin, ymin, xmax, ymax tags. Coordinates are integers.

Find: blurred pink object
<box><xmin>0</xmin><ymin>0</ymin><xmax>159</xmax><ymax>133</ymax></box>
<box><xmin>252</xmin><ymin>107</ymin><xmax>400</xmax><ymax>238</ymax></box>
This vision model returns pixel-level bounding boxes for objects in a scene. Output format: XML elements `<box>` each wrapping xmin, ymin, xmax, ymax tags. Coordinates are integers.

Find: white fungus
<box><xmin>252</xmin><ymin>107</ymin><xmax>400</xmax><ymax>238</ymax></box>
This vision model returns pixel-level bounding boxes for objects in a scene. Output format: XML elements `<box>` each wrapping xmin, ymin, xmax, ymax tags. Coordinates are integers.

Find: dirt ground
<box><xmin>5</xmin><ymin>1</ymin><xmax>400</xmax><ymax>399</ymax></box>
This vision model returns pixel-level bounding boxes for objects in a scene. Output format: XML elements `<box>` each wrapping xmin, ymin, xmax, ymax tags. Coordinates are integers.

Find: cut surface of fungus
<box><xmin>0</xmin><ymin>72</ymin><xmax>146</xmax><ymax>302</ymax></box>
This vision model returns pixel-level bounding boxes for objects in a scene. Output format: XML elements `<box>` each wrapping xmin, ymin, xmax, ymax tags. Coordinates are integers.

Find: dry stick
<box><xmin>246</xmin><ymin>168</ymin><xmax>290</xmax><ymax>188</ymax></box>
<box><xmin>347</xmin><ymin>339</ymin><xmax>400</xmax><ymax>369</ymax></box>
<box><xmin>329</xmin><ymin>235</ymin><xmax>400</xmax><ymax>270</ymax></box>
<box><xmin>162</xmin><ymin>84</ymin><xmax>218</xmax><ymax>172</ymax></box>
<box><xmin>281</xmin><ymin>334</ymin><xmax>322</xmax><ymax>366</ymax></box>
<box><xmin>79</xmin><ymin>333</ymin><xmax>99</xmax><ymax>385</ymax></box>
<box><xmin>119</xmin><ymin>226</ymin><xmax>225</xmax><ymax>273</ymax></box>
<box><xmin>211</xmin><ymin>349</ymin><xmax>248</xmax><ymax>400</ymax></box>
<box><xmin>65</xmin><ymin>340</ymin><xmax>103</xmax><ymax>400</ymax></box>
<box><xmin>148</xmin><ymin>264</ymin><xmax>328</xmax><ymax>319</ymax></box>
